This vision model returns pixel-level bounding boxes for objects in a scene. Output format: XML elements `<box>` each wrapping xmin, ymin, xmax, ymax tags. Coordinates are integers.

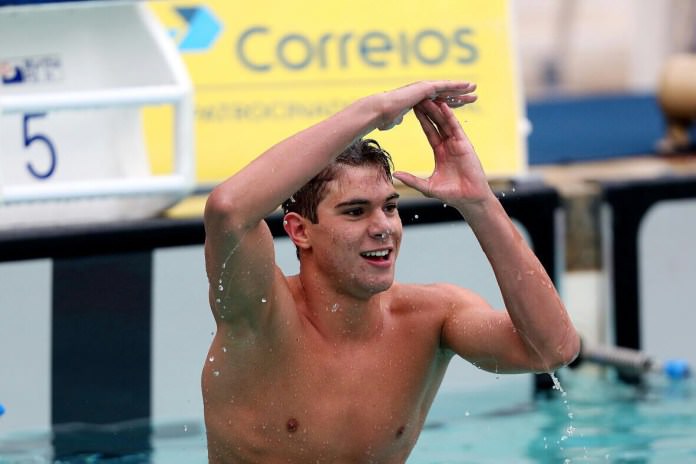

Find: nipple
<box><xmin>286</xmin><ymin>417</ymin><xmax>299</xmax><ymax>433</ymax></box>
<box><xmin>395</xmin><ymin>425</ymin><xmax>405</xmax><ymax>438</ymax></box>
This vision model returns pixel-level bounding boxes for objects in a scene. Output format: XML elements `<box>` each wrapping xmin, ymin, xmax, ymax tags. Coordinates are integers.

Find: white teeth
<box><xmin>362</xmin><ymin>250</ymin><xmax>389</xmax><ymax>258</ymax></box>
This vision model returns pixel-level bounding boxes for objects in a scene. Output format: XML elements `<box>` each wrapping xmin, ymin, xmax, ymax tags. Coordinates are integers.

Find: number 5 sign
<box><xmin>1</xmin><ymin>110</ymin><xmax>148</xmax><ymax>185</ymax></box>
<box><xmin>0</xmin><ymin>1</ymin><xmax>194</xmax><ymax>228</ymax></box>
<box><xmin>20</xmin><ymin>113</ymin><xmax>57</xmax><ymax>180</ymax></box>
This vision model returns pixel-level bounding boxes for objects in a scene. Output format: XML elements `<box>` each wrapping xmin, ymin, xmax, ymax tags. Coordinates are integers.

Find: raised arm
<box><xmin>395</xmin><ymin>99</ymin><xmax>580</xmax><ymax>373</ymax></box>
<box><xmin>204</xmin><ymin>81</ymin><xmax>476</xmax><ymax>324</ymax></box>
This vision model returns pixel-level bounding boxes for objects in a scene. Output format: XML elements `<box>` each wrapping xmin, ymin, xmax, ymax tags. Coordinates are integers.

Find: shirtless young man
<box><xmin>202</xmin><ymin>80</ymin><xmax>580</xmax><ymax>463</ymax></box>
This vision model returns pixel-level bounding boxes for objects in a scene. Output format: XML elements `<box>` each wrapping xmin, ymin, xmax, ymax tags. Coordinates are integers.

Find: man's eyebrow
<box><xmin>334</xmin><ymin>193</ymin><xmax>400</xmax><ymax>209</ymax></box>
<box><xmin>334</xmin><ymin>198</ymin><xmax>370</xmax><ymax>209</ymax></box>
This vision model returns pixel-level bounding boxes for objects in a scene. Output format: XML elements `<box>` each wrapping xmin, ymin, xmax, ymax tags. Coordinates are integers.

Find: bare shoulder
<box><xmin>389</xmin><ymin>281</ymin><xmax>487</xmax><ymax>318</ymax></box>
<box><xmin>392</xmin><ymin>281</ymin><xmax>484</xmax><ymax>304</ymax></box>
<box><xmin>385</xmin><ymin>282</ymin><xmax>490</xmax><ymax>354</ymax></box>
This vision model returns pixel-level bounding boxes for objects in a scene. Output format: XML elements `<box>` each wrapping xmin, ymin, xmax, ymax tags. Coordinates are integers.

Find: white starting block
<box><xmin>0</xmin><ymin>0</ymin><xmax>194</xmax><ymax>228</ymax></box>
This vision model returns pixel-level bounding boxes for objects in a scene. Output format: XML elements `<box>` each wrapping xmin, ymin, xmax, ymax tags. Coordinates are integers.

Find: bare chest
<box><xmin>203</xmin><ymin>321</ymin><xmax>448</xmax><ymax>462</ymax></box>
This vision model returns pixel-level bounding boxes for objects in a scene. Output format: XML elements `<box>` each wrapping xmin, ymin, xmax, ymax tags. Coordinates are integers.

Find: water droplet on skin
<box><xmin>216</xmin><ymin>298</ymin><xmax>221</xmax><ymax>304</ymax></box>
<box><xmin>213</xmin><ymin>370</ymin><xmax>220</xmax><ymax>377</ymax></box>
<box><xmin>218</xmin><ymin>285</ymin><xmax>224</xmax><ymax>291</ymax></box>
<box><xmin>209</xmin><ymin>355</ymin><xmax>215</xmax><ymax>362</ymax></box>
<box><xmin>222</xmin><ymin>346</ymin><xmax>228</xmax><ymax>353</ymax></box>
<box><xmin>261</xmin><ymin>297</ymin><xmax>267</xmax><ymax>303</ymax></box>
<box><xmin>330</xmin><ymin>303</ymin><xmax>340</xmax><ymax>313</ymax></box>
<box><xmin>283</xmin><ymin>220</ymin><xmax>288</xmax><ymax>226</ymax></box>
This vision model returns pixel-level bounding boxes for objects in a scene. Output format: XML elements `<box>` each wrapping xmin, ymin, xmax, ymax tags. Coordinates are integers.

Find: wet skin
<box><xmin>201</xmin><ymin>81</ymin><xmax>579</xmax><ymax>462</ymax></box>
<box><xmin>202</xmin><ymin>167</ymin><xmax>460</xmax><ymax>463</ymax></box>
<box><xmin>202</xmin><ymin>281</ymin><xmax>457</xmax><ymax>463</ymax></box>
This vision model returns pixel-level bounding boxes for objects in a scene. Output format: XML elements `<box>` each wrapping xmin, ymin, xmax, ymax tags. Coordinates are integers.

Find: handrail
<box><xmin>0</xmin><ymin>86</ymin><xmax>187</xmax><ymax>113</ymax></box>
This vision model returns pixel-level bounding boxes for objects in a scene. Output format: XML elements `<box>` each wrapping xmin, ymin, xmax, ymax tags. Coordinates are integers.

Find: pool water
<box><xmin>412</xmin><ymin>369</ymin><xmax>696</xmax><ymax>463</ymax></box>
<box><xmin>1</xmin><ymin>368</ymin><xmax>695</xmax><ymax>463</ymax></box>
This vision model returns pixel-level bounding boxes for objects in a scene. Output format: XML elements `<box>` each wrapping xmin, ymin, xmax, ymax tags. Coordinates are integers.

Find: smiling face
<box><xmin>305</xmin><ymin>164</ymin><xmax>403</xmax><ymax>299</ymax></box>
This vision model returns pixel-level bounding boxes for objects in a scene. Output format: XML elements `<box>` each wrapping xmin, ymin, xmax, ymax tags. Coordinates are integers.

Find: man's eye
<box><xmin>345</xmin><ymin>208</ymin><xmax>363</xmax><ymax>216</ymax></box>
<box><xmin>384</xmin><ymin>203</ymin><xmax>398</xmax><ymax>213</ymax></box>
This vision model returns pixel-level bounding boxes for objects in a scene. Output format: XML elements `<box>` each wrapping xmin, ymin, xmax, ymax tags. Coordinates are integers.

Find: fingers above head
<box><xmin>431</xmin><ymin>82</ymin><xmax>477</xmax><ymax>108</ymax></box>
<box><xmin>434</xmin><ymin>100</ymin><xmax>476</xmax><ymax>147</ymax></box>
<box><xmin>400</xmin><ymin>80</ymin><xmax>474</xmax><ymax>103</ymax></box>
<box><xmin>429</xmin><ymin>80</ymin><xmax>476</xmax><ymax>94</ymax></box>
<box><xmin>383</xmin><ymin>81</ymin><xmax>475</xmax><ymax>120</ymax></box>
<box><xmin>413</xmin><ymin>105</ymin><xmax>442</xmax><ymax>146</ymax></box>
<box><xmin>434</xmin><ymin>92</ymin><xmax>477</xmax><ymax>108</ymax></box>
<box><xmin>436</xmin><ymin>94</ymin><xmax>478</xmax><ymax>109</ymax></box>
<box><xmin>416</xmin><ymin>99</ymin><xmax>455</xmax><ymax>139</ymax></box>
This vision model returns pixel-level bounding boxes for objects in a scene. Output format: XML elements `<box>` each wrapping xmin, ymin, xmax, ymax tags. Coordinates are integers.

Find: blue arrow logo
<box><xmin>174</xmin><ymin>6</ymin><xmax>222</xmax><ymax>52</ymax></box>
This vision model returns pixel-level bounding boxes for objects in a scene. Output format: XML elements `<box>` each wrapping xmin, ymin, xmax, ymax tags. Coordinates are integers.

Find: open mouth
<box><xmin>360</xmin><ymin>249</ymin><xmax>391</xmax><ymax>262</ymax></box>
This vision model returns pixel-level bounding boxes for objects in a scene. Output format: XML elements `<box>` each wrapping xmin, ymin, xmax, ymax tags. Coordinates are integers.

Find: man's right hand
<box><xmin>372</xmin><ymin>80</ymin><xmax>477</xmax><ymax>131</ymax></box>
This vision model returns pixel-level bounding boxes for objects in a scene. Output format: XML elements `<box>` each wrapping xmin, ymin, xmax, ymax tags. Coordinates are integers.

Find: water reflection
<box><xmin>526</xmin><ymin>369</ymin><xmax>696</xmax><ymax>463</ymax></box>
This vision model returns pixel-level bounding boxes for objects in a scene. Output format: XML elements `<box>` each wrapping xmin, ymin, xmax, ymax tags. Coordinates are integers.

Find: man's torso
<box><xmin>202</xmin><ymin>277</ymin><xmax>453</xmax><ymax>463</ymax></box>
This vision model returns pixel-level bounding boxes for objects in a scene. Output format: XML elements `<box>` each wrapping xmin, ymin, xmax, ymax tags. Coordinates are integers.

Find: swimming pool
<box><xmin>412</xmin><ymin>369</ymin><xmax>696</xmax><ymax>463</ymax></box>
<box><xmin>2</xmin><ymin>185</ymin><xmax>695</xmax><ymax>463</ymax></box>
<box><xmin>1</xmin><ymin>368</ymin><xmax>694</xmax><ymax>463</ymax></box>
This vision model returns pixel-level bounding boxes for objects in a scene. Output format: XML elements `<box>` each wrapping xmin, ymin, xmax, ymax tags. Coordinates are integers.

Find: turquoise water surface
<box><xmin>1</xmin><ymin>368</ymin><xmax>695</xmax><ymax>463</ymax></box>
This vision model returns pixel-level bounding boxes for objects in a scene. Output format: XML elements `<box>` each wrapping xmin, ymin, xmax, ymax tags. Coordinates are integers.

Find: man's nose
<box><xmin>368</xmin><ymin>211</ymin><xmax>393</xmax><ymax>240</ymax></box>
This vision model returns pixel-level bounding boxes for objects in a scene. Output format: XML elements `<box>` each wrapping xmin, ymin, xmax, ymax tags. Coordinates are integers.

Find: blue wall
<box><xmin>527</xmin><ymin>94</ymin><xmax>672</xmax><ymax>165</ymax></box>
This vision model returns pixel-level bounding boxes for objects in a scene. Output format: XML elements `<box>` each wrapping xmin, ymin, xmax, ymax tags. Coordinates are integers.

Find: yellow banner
<box><xmin>146</xmin><ymin>0</ymin><xmax>525</xmax><ymax>184</ymax></box>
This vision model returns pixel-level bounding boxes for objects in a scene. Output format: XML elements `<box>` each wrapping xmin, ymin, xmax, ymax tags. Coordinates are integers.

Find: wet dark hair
<box><xmin>282</xmin><ymin>138</ymin><xmax>394</xmax><ymax>223</ymax></box>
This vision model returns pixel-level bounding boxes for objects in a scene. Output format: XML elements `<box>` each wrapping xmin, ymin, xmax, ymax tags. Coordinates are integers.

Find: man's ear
<box><xmin>283</xmin><ymin>212</ymin><xmax>311</xmax><ymax>251</ymax></box>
